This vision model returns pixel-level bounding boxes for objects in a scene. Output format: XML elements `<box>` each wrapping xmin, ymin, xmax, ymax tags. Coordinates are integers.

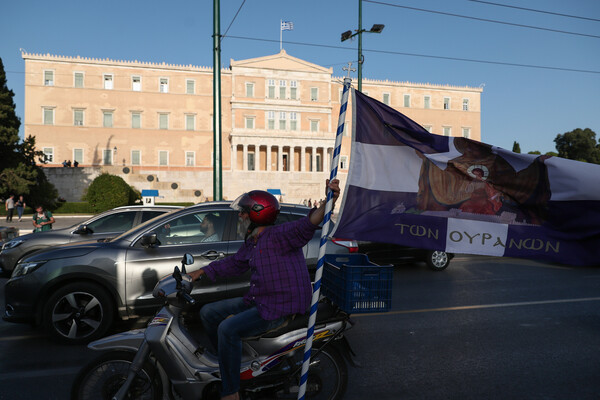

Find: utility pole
<box><xmin>212</xmin><ymin>0</ymin><xmax>223</xmax><ymax>201</ymax></box>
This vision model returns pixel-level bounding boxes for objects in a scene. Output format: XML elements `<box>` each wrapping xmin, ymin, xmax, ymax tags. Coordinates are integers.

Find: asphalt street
<box><xmin>1</xmin><ymin>253</ymin><xmax>599</xmax><ymax>399</ymax></box>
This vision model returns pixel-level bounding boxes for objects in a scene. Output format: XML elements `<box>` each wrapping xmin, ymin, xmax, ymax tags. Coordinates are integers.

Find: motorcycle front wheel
<box><xmin>71</xmin><ymin>350</ymin><xmax>162</xmax><ymax>400</ymax></box>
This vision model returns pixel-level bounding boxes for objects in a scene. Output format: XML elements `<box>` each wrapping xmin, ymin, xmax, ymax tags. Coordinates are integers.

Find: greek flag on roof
<box><xmin>332</xmin><ymin>90</ymin><xmax>600</xmax><ymax>266</ymax></box>
<box><xmin>281</xmin><ymin>21</ymin><xmax>293</xmax><ymax>31</ymax></box>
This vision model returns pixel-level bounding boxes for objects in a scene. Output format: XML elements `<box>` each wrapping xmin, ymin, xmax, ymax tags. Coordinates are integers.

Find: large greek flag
<box><xmin>333</xmin><ymin>90</ymin><xmax>600</xmax><ymax>266</ymax></box>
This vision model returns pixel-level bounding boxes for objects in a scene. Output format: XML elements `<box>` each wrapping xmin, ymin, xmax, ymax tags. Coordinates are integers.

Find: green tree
<box><xmin>512</xmin><ymin>141</ymin><xmax>521</xmax><ymax>153</ymax></box>
<box><xmin>84</xmin><ymin>173</ymin><xmax>140</xmax><ymax>212</ymax></box>
<box><xmin>0</xmin><ymin>57</ymin><xmax>57</xmax><ymax>207</ymax></box>
<box><xmin>554</xmin><ymin>128</ymin><xmax>600</xmax><ymax>164</ymax></box>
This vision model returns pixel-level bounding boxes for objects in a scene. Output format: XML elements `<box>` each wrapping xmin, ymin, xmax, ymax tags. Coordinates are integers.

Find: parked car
<box><xmin>0</xmin><ymin>226</ymin><xmax>19</xmax><ymax>246</ymax></box>
<box><xmin>358</xmin><ymin>241</ymin><xmax>453</xmax><ymax>271</ymax></box>
<box><xmin>0</xmin><ymin>205</ymin><xmax>182</xmax><ymax>276</ymax></box>
<box><xmin>3</xmin><ymin>202</ymin><xmax>356</xmax><ymax>344</ymax></box>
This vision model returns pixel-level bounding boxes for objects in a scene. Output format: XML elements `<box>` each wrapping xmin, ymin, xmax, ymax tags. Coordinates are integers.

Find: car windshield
<box><xmin>107</xmin><ymin>208</ymin><xmax>181</xmax><ymax>242</ymax></box>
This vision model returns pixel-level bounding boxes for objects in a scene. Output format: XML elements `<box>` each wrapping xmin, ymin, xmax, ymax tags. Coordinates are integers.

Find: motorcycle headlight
<box><xmin>2</xmin><ymin>239</ymin><xmax>24</xmax><ymax>251</ymax></box>
<box><xmin>12</xmin><ymin>261</ymin><xmax>46</xmax><ymax>278</ymax></box>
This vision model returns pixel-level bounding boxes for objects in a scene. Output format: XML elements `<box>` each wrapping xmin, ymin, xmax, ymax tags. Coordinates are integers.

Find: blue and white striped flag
<box><xmin>332</xmin><ymin>90</ymin><xmax>600</xmax><ymax>266</ymax></box>
<box><xmin>281</xmin><ymin>21</ymin><xmax>294</xmax><ymax>31</ymax></box>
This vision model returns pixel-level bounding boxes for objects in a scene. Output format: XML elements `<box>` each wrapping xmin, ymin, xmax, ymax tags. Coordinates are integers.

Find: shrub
<box><xmin>83</xmin><ymin>173</ymin><xmax>140</xmax><ymax>213</ymax></box>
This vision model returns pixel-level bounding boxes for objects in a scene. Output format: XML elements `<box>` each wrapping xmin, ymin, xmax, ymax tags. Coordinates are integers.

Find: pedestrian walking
<box><xmin>5</xmin><ymin>194</ymin><xmax>15</xmax><ymax>222</ymax></box>
<box><xmin>15</xmin><ymin>195</ymin><xmax>26</xmax><ymax>222</ymax></box>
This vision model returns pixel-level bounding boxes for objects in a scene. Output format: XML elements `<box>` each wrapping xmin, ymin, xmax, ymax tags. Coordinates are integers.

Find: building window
<box><xmin>462</xmin><ymin>127</ymin><xmax>471</xmax><ymax>138</ymax></box>
<box><xmin>131</xmin><ymin>150</ymin><xmax>141</xmax><ymax>165</ymax></box>
<box><xmin>340</xmin><ymin>155</ymin><xmax>348</xmax><ymax>170</ymax></box>
<box><xmin>383</xmin><ymin>93</ymin><xmax>390</xmax><ymax>105</ymax></box>
<box><xmin>247</xmin><ymin>151</ymin><xmax>255</xmax><ymax>171</ymax></box>
<box><xmin>290</xmin><ymin>112</ymin><xmax>297</xmax><ymax>131</ymax></box>
<box><xmin>423</xmin><ymin>125</ymin><xmax>433</xmax><ymax>133</ymax></box>
<box><xmin>73</xmin><ymin>148</ymin><xmax>83</xmax><ymax>164</ymax></box>
<box><xmin>43</xmin><ymin>108</ymin><xmax>54</xmax><ymax>125</ymax></box>
<box><xmin>246</xmin><ymin>82</ymin><xmax>254</xmax><ymax>97</ymax></box>
<box><xmin>73</xmin><ymin>109</ymin><xmax>84</xmax><ymax>126</ymax></box>
<box><xmin>268</xmin><ymin>79</ymin><xmax>275</xmax><ymax>99</ymax></box>
<box><xmin>310</xmin><ymin>87</ymin><xmax>318</xmax><ymax>101</ymax></box>
<box><xmin>159</xmin><ymin>113</ymin><xmax>169</xmax><ymax>129</ymax></box>
<box><xmin>279</xmin><ymin>80</ymin><xmax>286</xmax><ymax>99</ymax></box>
<box><xmin>424</xmin><ymin>96</ymin><xmax>431</xmax><ymax>109</ymax></box>
<box><xmin>245</xmin><ymin>116</ymin><xmax>255</xmax><ymax>129</ymax></box>
<box><xmin>186</xmin><ymin>79</ymin><xmax>195</xmax><ymax>94</ymax></box>
<box><xmin>443</xmin><ymin>97</ymin><xmax>451</xmax><ymax>110</ymax></box>
<box><xmin>132</xmin><ymin>76</ymin><xmax>141</xmax><ymax>91</ymax></box>
<box><xmin>74</xmin><ymin>72</ymin><xmax>84</xmax><ymax>88</ymax></box>
<box><xmin>159</xmin><ymin>78</ymin><xmax>169</xmax><ymax>93</ymax></box>
<box><xmin>290</xmin><ymin>81</ymin><xmax>297</xmax><ymax>99</ymax></box>
<box><xmin>159</xmin><ymin>150</ymin><xmax>169</xmax><ymax>166</ymax></box>
<box><xmin>279</xmin><ymin>112</ymin><xmax>286</xmax><ymax>130</ymax></box>
<box><xmin>103</xmin><ymin>149</ymin><xmax>113</xmax><ymax>165</ymax></box>
<box><xmin>310</xmin><ymin>119</ymin><xmax>319</xmax><ymax>132</ymax></box>
<box><xmin>443</xmin><ymin>127</ymin><xmax>451</xmax><ymax>136</ymax></box>
<box><xmin>131</xmin><ymin>112</ymin><xmax>141</xmax><ymax>129</ymax></box>
<box><xmin>43</xmin><ymin>148</ymin><xmax>54</xmax><ymax>163</ymax></box>
<box><xmin>463</xmin><ymin>98</ymin><xmax>469</xmax><ymax>111</ymax></box>
<box><xmin>403</xmin><ymin>94</ymin><xmax>411</xmax><ymax>108</ymax></box>
<box><xmin>44</xmin><ymin>70</ymin><xmax>54</xmax><ymax>86</ymax></box>
<box><xmin>103</xmin><ymin>111</ymin><xmax>113</xmax><ymax>128</ymax></box>
<box><xmin>185</xmin><ymin>151</ymin><xmax>195</xmax><ymax>166</ymax></box>
<box><xmin>267</xmin><ymin>111</ymin><xmax>275</xmax><ymax>130</ymax></box>
<box><xmin>103</xmin><ymin>74</ymin><xmax>114</xmax><ymax>90</ymax></box>
<box><xmin>342</xmin><ymin>120</ymin><xmax>350</xmax><ymax>136</ymax></box>
<box><xmin>186</xmin><ymin>114</ymin><xmax>196</xmax><ymax>131</ymax></box>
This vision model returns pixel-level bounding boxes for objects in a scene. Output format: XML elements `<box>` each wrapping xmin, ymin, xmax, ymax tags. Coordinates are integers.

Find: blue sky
<box><xmin>2</xmin><ymin>0</ymin><xmax>599</xmax><ymax>154</ymax></box>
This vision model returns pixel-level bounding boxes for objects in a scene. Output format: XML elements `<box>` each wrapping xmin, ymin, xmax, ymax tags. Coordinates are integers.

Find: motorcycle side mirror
<box><xmin>173</xmin><ymin>266</ymin><xmax>182</xmax><ymax>283</ymax></box>
<box><xmin>140</xmin><ymin>232</ymin><xmax>158</xmax><ymax>248</ymax></box>
<box><xmin>74</xmin><ymin>225</ymin><xmax>92</xmax><ymax>234</ymax></box>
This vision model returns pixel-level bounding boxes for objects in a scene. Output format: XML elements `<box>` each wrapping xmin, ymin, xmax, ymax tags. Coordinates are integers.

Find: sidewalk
<box><xmin>1</xmin><ymin>214</ymin><xmax>93</xmax><ymax>234</ymax></box>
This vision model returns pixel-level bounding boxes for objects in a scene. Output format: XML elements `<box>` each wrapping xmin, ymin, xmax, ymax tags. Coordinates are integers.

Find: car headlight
<box><xmin>2</xmin><ymin>239</ymin><xmax>24</xmax><ymax>251</ymax></box>
<box><xmin>12</xmin><ymin>261</ymin><xmax>46</xmax><ymax>278</ymax></box>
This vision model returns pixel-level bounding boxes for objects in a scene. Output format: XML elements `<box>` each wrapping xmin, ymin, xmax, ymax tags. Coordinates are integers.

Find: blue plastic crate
<box><xmin>321</xmin><ymin>254</ymin><xmax>393</xmax><ymax>314</ymax></box>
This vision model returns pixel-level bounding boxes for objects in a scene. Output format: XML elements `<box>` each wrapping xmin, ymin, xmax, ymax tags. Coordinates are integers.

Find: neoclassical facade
<box><xmin>22</xmin><ymin>50</ymin><xmax>482</xmax><ymax>203</ymax></box>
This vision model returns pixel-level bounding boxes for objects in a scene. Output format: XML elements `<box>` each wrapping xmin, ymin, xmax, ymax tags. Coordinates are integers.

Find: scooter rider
<box><xmin>188</xmin><ymin>179</ymin><xmax>340</xmax><ymax>400</ymax></box>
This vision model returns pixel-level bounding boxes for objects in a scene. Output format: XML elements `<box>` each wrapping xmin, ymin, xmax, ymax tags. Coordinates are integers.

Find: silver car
<box><xmin>3</xmin><ymin>202</ymin><xmax>356</xmax><ymax>344</ymax></box>
<box><xmin>0</xmin><ymin>205</ymin><xmax>182</xmax><ymax>276</ymax></box>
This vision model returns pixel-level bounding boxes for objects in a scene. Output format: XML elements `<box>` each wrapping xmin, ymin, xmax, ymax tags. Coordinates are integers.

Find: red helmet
<box><xmin>231</xmin><ymin>190</ymin><xmax>280</xmax><ymax>226</ymax></box>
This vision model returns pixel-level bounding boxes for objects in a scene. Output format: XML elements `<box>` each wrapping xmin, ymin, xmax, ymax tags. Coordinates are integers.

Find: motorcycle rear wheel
<box><xmin>71</xmin><ymin>350</ymin><xmax>162</xmax><ymax>400</ymax></box>
<box><xmin>283</xmin><ymin>345</ymin><xmax>348</xmax><ymax>400</ymax></box>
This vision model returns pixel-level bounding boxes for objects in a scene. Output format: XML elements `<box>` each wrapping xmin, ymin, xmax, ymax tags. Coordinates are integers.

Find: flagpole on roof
<box><xmin>297</xmin><ymin>76</ymin><xmax>352</xmax><ymax>400</ymax></box>
<box><xmin>280</xmin><ymin>19</ymin><xmax>283</xmax><ymax>51</ymax></box>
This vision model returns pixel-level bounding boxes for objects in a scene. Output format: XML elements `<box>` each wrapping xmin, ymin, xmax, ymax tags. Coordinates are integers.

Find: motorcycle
<box><xmin>71</xmin><ymin>253</ymin><xmax>356</xmax><ymax>400</ymax></box>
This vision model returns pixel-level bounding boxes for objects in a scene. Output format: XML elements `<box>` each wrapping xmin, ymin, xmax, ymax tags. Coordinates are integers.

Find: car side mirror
<box><xmin>182</xmin><ymin>253</ymin><xmax>194</xmax><ymax>266</ymax></box>
<box><xmin>140</xmin><ymin>232</ymin><xmax>159</xmax><ymax>248</ymax></box>
<box><xmin>74</xmin><ymin>225</ymin><xmax>92</xmax><ymax>234</ymax></box>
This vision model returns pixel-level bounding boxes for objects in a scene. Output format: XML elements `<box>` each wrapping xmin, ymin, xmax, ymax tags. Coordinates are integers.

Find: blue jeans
<box><xmin>199</xmin><ymin>297</ymin><xmax>285</xmax><ymax>397</ymax></box>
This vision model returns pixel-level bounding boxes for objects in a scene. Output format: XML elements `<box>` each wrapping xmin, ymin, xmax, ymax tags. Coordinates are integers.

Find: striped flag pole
<box><xmin>297</xmin><ymin>77</ymin><xmax>352</xmax><ymax>400</ymax></box>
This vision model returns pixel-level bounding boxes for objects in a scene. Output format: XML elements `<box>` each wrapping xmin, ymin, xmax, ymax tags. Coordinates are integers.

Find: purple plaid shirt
<box><xmin>204</xmin><ymin>215</ymin><xmax>317</xmax><ymax>320</ymax></box>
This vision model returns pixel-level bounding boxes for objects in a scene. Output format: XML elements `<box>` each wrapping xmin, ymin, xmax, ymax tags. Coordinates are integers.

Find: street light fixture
<box><xmin>340</xmin><ymin>0</ymin><xmax>384</xmax><ymax>92</ymax></box>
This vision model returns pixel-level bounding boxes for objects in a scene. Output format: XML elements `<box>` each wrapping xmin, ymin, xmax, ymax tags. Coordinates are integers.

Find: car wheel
<box><xmin>425</xmin><ymin>250</ymin><xmax>450</xmax><ymax>271</ymax></box>
<box><xmin>43</xmin><ymin>282</ymin><xmax>114</xmax><ymax>345</ymax></box>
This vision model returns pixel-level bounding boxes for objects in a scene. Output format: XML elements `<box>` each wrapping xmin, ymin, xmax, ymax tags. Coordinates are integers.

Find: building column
<box><xmin>312</xmin><ymin>148</ymin><xmax>317</xmax><ymax>173</ymax></box>
<box><xmin>242</xmin><ymin>144</ymin><xmax>248</xmax><ymax>171</ymax></box>
<box><xmin>300</xmin><ymin>147</ymin><xmax>306</xmax><ymax>172</ymax></box>
<box><xmin>278</xmin><ymin>146</ymin><xmax>283</xmax><ymax>172</ymax></box>
<box><xmin>255</xmin><ymin>144</ymin><xmax>261</xmax><ymax>171</ymax></box>
<box><xmin>232</xmin><ymin>143</ymin><xmax>238</xmax><ymax>171</ymax></box>
<box><xmin>289</xmin><ymin>146</ymin><xmax>295</xmax><ymax>172</ymax></box>
<box><xmin>266</xmin><ymin>145</ymin><xmax>272</xmax><ymax>172</ymax></box>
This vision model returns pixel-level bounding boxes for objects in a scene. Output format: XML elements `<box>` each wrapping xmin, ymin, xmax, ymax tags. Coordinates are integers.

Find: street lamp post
<box><xmin>341</xmin><ymin>0</ymin><xmax>384</xmax><ymax>92</ymax></box>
